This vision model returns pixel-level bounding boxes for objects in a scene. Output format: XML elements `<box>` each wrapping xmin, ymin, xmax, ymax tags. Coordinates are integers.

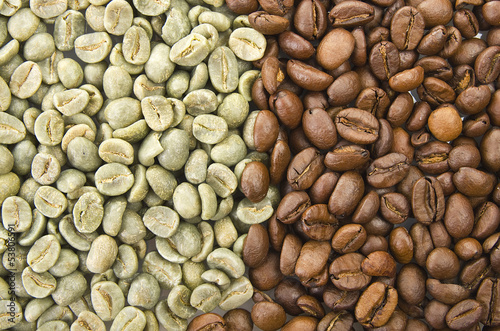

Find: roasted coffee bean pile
<box><xmin>186</xmin><ymin>0</ymin><xmax>500</xmax><ymax>329</ymax></box>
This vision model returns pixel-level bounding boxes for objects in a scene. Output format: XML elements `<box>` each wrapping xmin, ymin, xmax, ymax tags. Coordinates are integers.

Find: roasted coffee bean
<box><xmin>329</xmin><ymin>252</ymin><xmax>372</xmax><ymax>291</ymax></box>
<box><xmin>300</xmin><ymin>204</ymin><xmax>338</xmax><ymax>241</ymax></box>
<box><xmin>294</xmin><ymin>0</ymin><xmax>328</xmax><ymax>40</ymax></box>
<box><xmin>279</xmin><ymin>233</ymin><xmax>302</xmax><ymax>276</ymax></box>
<box><xmin>270</xmin><ymin>89</ymin><xmax>304</xmax><ymax>129</ymax></box>
<box><xmin>287</xmin><ymin>60</ymin><xmax>334</xmax><ymax>92</ymax></box>
<box><xmin>323</xmin><ymin>285</ymin><xmax>360</xmax><ymax>312</ymax></box>
<box><xmin>412</xmin><ymin>176</ymin><xmax>445</xmax><ymax>225</ymax></box>
<box><xmin>415</xmin><ymin>141</ymin><xmax>452</xmax><ymax>175</ymax></box>
<box><xmin>287</xmin><ymin>147</ymin><xmax>324</xmax><ymax>190</ymax></box>
<box><xmin>475</xmin><ymin>46</ymin><xmax>500</xmax><ymax>84</ymax></box>
<box><xmin>410</xmin><ymin>222</ymin><xmax>434</xmax><ymax>267</ymax></box>
<box><xmin>366</xmin><ymin>153</ymin><xmax>410</xmax><ymax>188</ymax></box>
<box><xmin>325</xmin><ymin>145</ymin><xmax>369</xmax><ymax>172</ymax></box>
<box><xmin>369</xmin><ymin>41</ymin><xmax>400</xmax><ymax>80</ymax></box>
<box><xmin>380</xmin><ymin>192</ymin><xmax>410</xmax><ymax>224</ymax></box>
<box><xmin>251</xmin><ymin>301</ymin><xmax>286</xmax><ymax>331</ymax></box>
<box><xmin>445</xmin><ymin>299</ymin><xmax>483</xmax><ymax>330</ymax></box>
<box><xmin>317</xmin><ymin>311</ymin><xmax>354</xmax><ymax>331</ymax></box>
<box><xmin>418</xmin><ymin>25</ymin><xmax>447</xmax><ymax>55</ymax></box>
<box><xmin>295</xmin><ymin>240</ymin><xmax>331</xmax><ymax>284</ymax></box>
<box><xmin>476</xmin><ymin>277</ymin><xmax>500</xmax><ymax>326</ymax></box>
<box><xmin>316</xmin><ymin>28</ymin><xmax>355</xmax><ymax>70</ymax></box>
<box><xmin>335</xmin><ymin>108</ymin><xmax>379</xmax><ymax>144</ymax></box>
<box><xmin>390</xmin><ymin>6</ymin><xmax>425</xmax><ymax>51</ymax></box>
<box><xmin>328</xmin><ymin>171</ymin><xmax>365</xmax><ymax>218</ymax></box>
<box><xmin>331</xmin><ymin>224</ymin><xmax>367</xmax><ymax>254</ymax></box>
<box><xmin>249</xmin><ymin>11</ymin><xmax>290</xmax><ymax>35</ymax></box>
<box><xmin>242</xmin><ymin>224</ymin><xmax>270</xmax><ymax>268</ymax></box>
<box><xmin>261</xmin><ymin>57</ymin><xmax>286</xmax><ymax>95</ymax></box>
<box><xmin>329</xmin><ymin>1</ymin><xmax>375</xmax><ymax>28</ymax></box>
<box><xmin>355</xmin><ymin>282</ymin><xmax>398</xmax><ymax>328</ymax></box>
<box><xmin>361</xmin><ymin>251</ymin><xmax>396</xmax><ymax>277</ymax></box>
<box><xmin>389</xmin><ymin>227</ymin><xmax>413</xmax><ymax>264</ymax></box>
<box><xmin>276</xmin><ymin>190</ymin><xmax>311</xmax><ymax>224</ymax></box>
<box><xmin>426</xmin><ymin>247</ymin><xmax>461</xmax><ymax>280</ymax></box>
<box><xmin>426</xmin><ymin>278</ymin><xmax>470</xmax><ymax>305</ymax></box>
<box><xmin>397</xmin><ymin>263</ymin><xmax>427</xmax><ymax>305</ymax></box>
<box><xmin>444</xmin><ymin>193</ymin><xmax>474</xmax><ymax>239</ymax></box>
<box><xmin>278</xmin><ymin>31</ymin><xmax>315</xmax><ymax>60</ymax></box>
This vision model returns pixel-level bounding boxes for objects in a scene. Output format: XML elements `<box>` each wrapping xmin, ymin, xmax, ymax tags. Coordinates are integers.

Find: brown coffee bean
<box><xmin>450</xmin><ymin>38</ymin><xmax>488</xmax><ymax>67</ymax></box>
<box><xmin>240</xmin><ymin>161</ymin><xmax>270</xmax><ymax>203</ymax></box>
<box><xmin>446</xmin><ymin>299</ymin><xmax>483</xmax><ymax>330</ymax></box>
<box><xmin>308</xmin><ymin>171</ymin><xmax>339</xmax><ymax>205</ymax></box>
<box><xmin>389</xmin><ymin>227</ymin><xmax>413</xmax><ymax>264</ymax></box>
<box><xmin>279</xmin><ymin>233</ymin><xmax>302</xmax><ymax>276</ymax></box>
<box><xmin>426</xmin><ymin>279</ymin><xmax>470</xmax><ymax>305</ymax></box>
<box><xmin>355</xmin><ymin>282</ymin><xmax>398</xmax><ymax>328</ymax></box>
<box><xmin>412</xmin><ymin>176</ymin><xmax>445</xmax><ymax>225</ymax></box>
<box><xmin>249</xmin><ymin>11</ymin><xmax>289</xmax><ymax>35</ymax></box>
<box><xmin>295</xmin><ymin>240</ymin><xmax>331</xmax><ymax>284</ymax></box>
<box><xmin>301</xmin><ymin>108</ymin><xmax>337</xmax><ymax>150</ymax></box>
<box><xmin>369</xmin><ymin>41</ymin><xmax>400</xmax><ymax>80</ymax></box>
<box><xmin>410</xmin><ymin>222</ymin><xmax>434</xmax><ymax>267</ymax></box>
<box><xmin>303</xmin><ymin>91</ymin><xmax>329</xmax><ymax>110</ymax></box>
<box><xmin>329</xmin><ymin>1</ymin><xmax>375</xmax><ymax>28</ymax></box>
<box><xmin>287</xmin><ymin>60</ymin><xmax>334</xmax><ymax>92</ymax></box>
<box><xmin>278</xmin><ymin>31</ymin><xmax>315</xmax><ymax>60</ymax></box>
<box><xmin>439</xmin><ymin>26</ymin><xmax>462</xmax><ymax>58</ymax></box>
<box><xmin>444</xmin><ymin>193</ymin><xmax>474</xmax><ymax>239</ymax></box>
<box><xmin>448</xmin><ymin>144</ymin><xmax>481</xmax><ymax>171</ymax></box>
<box><xmin>456</xmin><ymin>85</ymin><xmax>491</xmax><ymax>116</ymax></box>
<box><xmin>289</xmin><ymin>126</ymin><xmax>313</xmax><ymax>154</ymax></box>
<box><xmin>415</xmin><ymin>141</ymin><xmax>452</xmax><ymax>175</ymax></box>
<box><xmin>269</xmin><ymin>89</ymin><xmax>304</xmax><ymax>129</ymax></box>
<box><xmin>481</xmin><ymin>128</ymin><xmax>500</xmax><ymax>173</ymax></box>
<box><xmin>274</xmin><ymin>278</ymin><xmax>307</xmax><ymax>316</ymax></box>
<box><xmin>355</xmin><ymin>87</ymin><xmax>391</xmax><ymax>119</ymax></box>
<box><xmin>331</xmin><ymin>224</ymin><xmax>367</xmax><ymax>254</ymax></box>
<box><xmin>335</xmin><ymin>108</ymin><xmax>379</xmax><ymax>144</ymax></box>
<box><xmin>282</xmin><ymin>316</ymin><xmax>318</xmax><ymax>331</ymax></box>
<box><xmin>242</xmin><ymin>223</ymin><xmax>269</xmax><ymax>268</ymax></box>
<box><xmin>483</xmin><ymin>233</ymin><xmax>500</xmax><ymax>273</ymax></box>
<box><xmin>471</xmin><ymin>202</ymin><xmax>500</xmax><ymax>240</ymax></box>
<box><xmin>226</xmin><ymin>0</ymin><xmax>258</xmax><ymax>14</ymax></box>
<box><xmin>252</xmin><ymin>78</ymin><xmax>270</xmax><ymax>110</ymax></box>
<box><xmin>380</xmin><ymin>192</ymin><xmax>410</xmax><ymax>224</ymax></box>
<box><xmin>268</xmin><ymin>212</ymin><xmax>287</xmax><ymax>252</ymax></box>
<box><xmin>249</xmin><ymin>250</ymin><xmax>283</xmax><ymax>291</ymax></box>
<box><xmin>476</xmin><ymin>277</ymin><xmax>500</xmax><ymax>326</ymax></box>
<box><xmin>417</xmin><ymin>25</ymin><xmax>447</xmax><ymax>55</ymax></box>
<box><xmin>453</xmin><ymin>8</ymin><xmax>479</xmax><ymax>39</ymax></box>
<box><xmin>327</xmin><ymin>71</ymin><xmax>362</xmax><ymax>107</ymax></box>
<box><xmin>287</xmin><ymin>147</ymin><xmax>324</xmax><ymax>190</ymax></box>
<box><xmin>361</xmin><ymin>251</ymin><xmax>396</xmax><ymax>277</ymax></box>
<box><xmin>397</xmin><ymin>263</ymin><xmax>427</xmax><ymax>306</ymax></box>
<box><xmin>453</xmin><ymin>167</ymin><xmax>496</xmax><ymax>197</ymax></box>
<box><xmin>387</xmin><ymin>92</ymin><xmax>413</xmax><ymax>129</ymax></box>
<box><xmin>316</xmin><ymin>28</ymin><xmax>355</xmax><ymax>70</ymax></box>
<box><xmin>424</xmin><ymin>299</ymin><xmax>451</xmax><ymax>329</ymax></box>
<box><xmin>223</xmin><ymin>309</ymin><xmax>252</xmax><ymax>331</ymax></box>
<box><xmin>296</xmin><ymin>294</ymin><xmax>325</xmax><ymax>318</ymax></box>
<box><xmin>328</xmin><ymin>171</ymin><xmax>365</xmax><ymax>218</ymax></box>
<box><xmin>390</xmin><ymin>6</ymin><xmax>425</xmax><ymax>50</ymax></box>
<box><xmin>258</xmin><ymin>0</ymin><xmax>293</xmax><ymax>16</ymax></box>
<box><xmin>187</xmin><ymin>313</ymin><xmax>226</xmax><ymax>331</ymax></box>
<box><xmin>372</xmin><ymin>119</ymin><xmax>394</xmax><ymax>159</ymax></box>
<box><xmin>324</xmin><ymin>144</ymin><xmax>369</xmax><ymax>172</ymax></box>
<box><xmin>428</xmin><ymin>220</ymin><xmax>452</xmax><ymax>248</ymax></box>
<box><xmin>323</xmin><ymin>285</ymin><xmax>360</xmax><ymax>311</ymax></box>
<box><xmin>388</xmin><ymin>66</ymin><xmax>424</xmax><ymax>92</ymax></box>
<box><xmin>360</xmin><ymin>235</ymin><xmax>388</xmax><ymax>256</ymax></box>
<box><xmin>270</xmin><ymin>140</ymin><xmax>291</xmax><ymax>185</ymax></box>
<box><xmin>415</xmin><ymin>56</ymin><xmax>454</xmax><ymax>80</ymax></box>
<box><xmin>428</xmin><ymin>105</ymin><xmax>463</xmax><ymax>142</ymax></box>
<box><xmin>254</xmin><ymin>110</ymin><xmax>279</xmax><ymax>153</ymax></box>
<box><xmin>300</xmin><ymin>204</ymin><xmax>338</xmax><ymax>241</ymax></box>
<box><xmin>450</xmin><ymin>64</ymin><xmax>476</xmax><ymax>94</ymax></box>
<box><xmin>417</xmin><ymin>77</ymin><xmax>457</xmax><ymax>106</ymax></box>
<box><xmin>330</xmin><ymin>252</ymin><xmax>372</xmax><ymax>291</ymax></box>
<box><xmin>261</xmin><ymin>57</ymin><xmax>286</xmax><ymax>95</ymax></box>
<box><xmin>482</xmin><ymin>1</ymin><xmax>500</xmax><ymax>26</ymax></box>
<box><xmin>454</xmin><ymin>237</ymin><xmax>482</xmax><ymax>261</ymax></box>
<box><xmin>317</xmin><ymin>311</ymin><xmax>354</xmax><ymax>331</ymax></box>
<box><xmin>426</xmin><ymin>247</ymin><xmax>461</xmax><ymax>280</ymax></box>
<box><xmin>294</xmin><ymin>0</ymin><xmax>328</xmax><ymax>40</ymax></box>
<box><xmin>276</xmin><ymin>190</ymin><xmax>311</xmax><ymax>224</ymax></box>
<box><xmin>366</xmin><ymin>153</ymin><xmax>410</xmax><ymax>188</ymax></box>
<box><xmin>251</xmin><ymin>301</ymin><xmax>286</xmax><ymax>331</ymax></box>
<box><xmin>460</xmin><ymin>256</ymin><xmax>494</xmax><ymax>291</ymax></box>
<box><xmin>475</xmin><ymin>46</ymin><xmax>500</xmax><ymax>84</ymax></box>
<box><xmin>253</xmin><ymin>38</ymin><xmax>280</xmax><ymax>69</ymax></box>
<box><xmin>352</xmin><ymin>191</ymin><xmax>380</xmax><ymax>225</ymax></box>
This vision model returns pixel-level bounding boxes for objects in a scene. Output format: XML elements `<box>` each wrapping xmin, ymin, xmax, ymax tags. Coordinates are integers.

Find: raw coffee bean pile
<box><xmin>188</xmin><ymin>0</ymin><xmax>500</xmax><ymax>329</ymax></box>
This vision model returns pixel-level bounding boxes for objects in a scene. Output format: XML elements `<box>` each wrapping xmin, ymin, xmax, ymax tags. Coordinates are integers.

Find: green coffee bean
<box><xmin>57</xmin><ymin>58</ymin><xmax>84</xmax><ymax>88</ymax></box>
<box><xmin>155</xmin><ymin>300</ymin><xmax>187</xmax><ymax>331</ymax></box>
<box><xmin>167</xmin><ymin>285</ymin><xmax>197</xmax><ymax>319</ymax></box>
<box><xmin>190</xmin><ymin>283</ymin><xmax>221</xmax><ymax>312</ymax></box>
<box><xmin>110</xmin><ymin>306</ymin><xmax>147</xmax><ymax>331</ymax></box>
<box><xmin>1</xmin><ymin>196</ymin><xmax>32</xmax><ymax>233</ymax></box>
<box><xmin>87</xmin><ymin>235</ymin><xmax>118</xmax><ymax>274</ymax></box>
<box><xmin>75</xmin><ymin>32</ymin><xmax>113</xmax><ymax>63</ymax></box>
<box><xmin>170</xmin><ymin>33</ymin><xmax>210</xmax><ymax>66</ymax></box>
<box><xmin>162</xmin><ymin>7</ymin><xmax>191</xmax><ymax>46</ymax></box>
<box><xmin>219</xmin><ymin>276</ymin><xmax>253</xmax><ymax>310</ymax></box>
<box><xmin>27</xmin><ymin>234</ymin><xmax>61</xmax><ymax>273</ymax></box>
<box><xmin>103</xmin><ymin>0</ymin><xmax>133</xmax><ymax>36</ymax></box>
<box><xmin>91</xmin><ymin>281</ymin><xmax>125</xmax><ymax>321</ymax></box>
<box><xmin>127</xmin><ymin>273</ymin><xmax>161</xmax><ymax>309</ymax></box>
<box><xmin>133</xmin><ymin>0</ymin><xmax>170</xmax><ymax>16</ymax></box>
<box><xmin>71</xmin><ymin>311</ymin><xmax>106</xmax><ymax>331</ymax></box>
<box><xmin>48</xmin><ymin>248</ymin><xmax>79</xmax><ymax>277</ymax></box>
<box><xmin>113</xmin><ymin>244</ymin><xmax>138</xmax><ymax>279</ymax></box>
<box><xmin>34</xmin><ymin>186</ymin><xmax>67</xmax><ymax>218</ymax></box>
<box><xmin>21</xmin><ymin>266</ymin><xmax>57</xmax><ymax>298</ymax></box>
<box><xmin>206</xmin><ymin>163</ymin><xmax>238</xmax><ymax>198</ymax></box>
<box><xmin>141</xmin><ymin>95</ymin><xmax>174</xmax><ymax>131</ymax></box>
<box><xmin>51</xmin><ymin>270</ymin><xmax>87</xmax><ymax>306</ymax></box>
<box><xmin>228</xmin><ymin>27</ymin><xmax>266</xmax><ymax>61</ymax></box>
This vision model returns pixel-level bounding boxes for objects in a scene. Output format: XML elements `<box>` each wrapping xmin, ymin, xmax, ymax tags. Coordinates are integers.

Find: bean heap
<box><xmin>206</xmin><ymin>0</ymin><xmax>499</xmax><ymax>329</ymax></box>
